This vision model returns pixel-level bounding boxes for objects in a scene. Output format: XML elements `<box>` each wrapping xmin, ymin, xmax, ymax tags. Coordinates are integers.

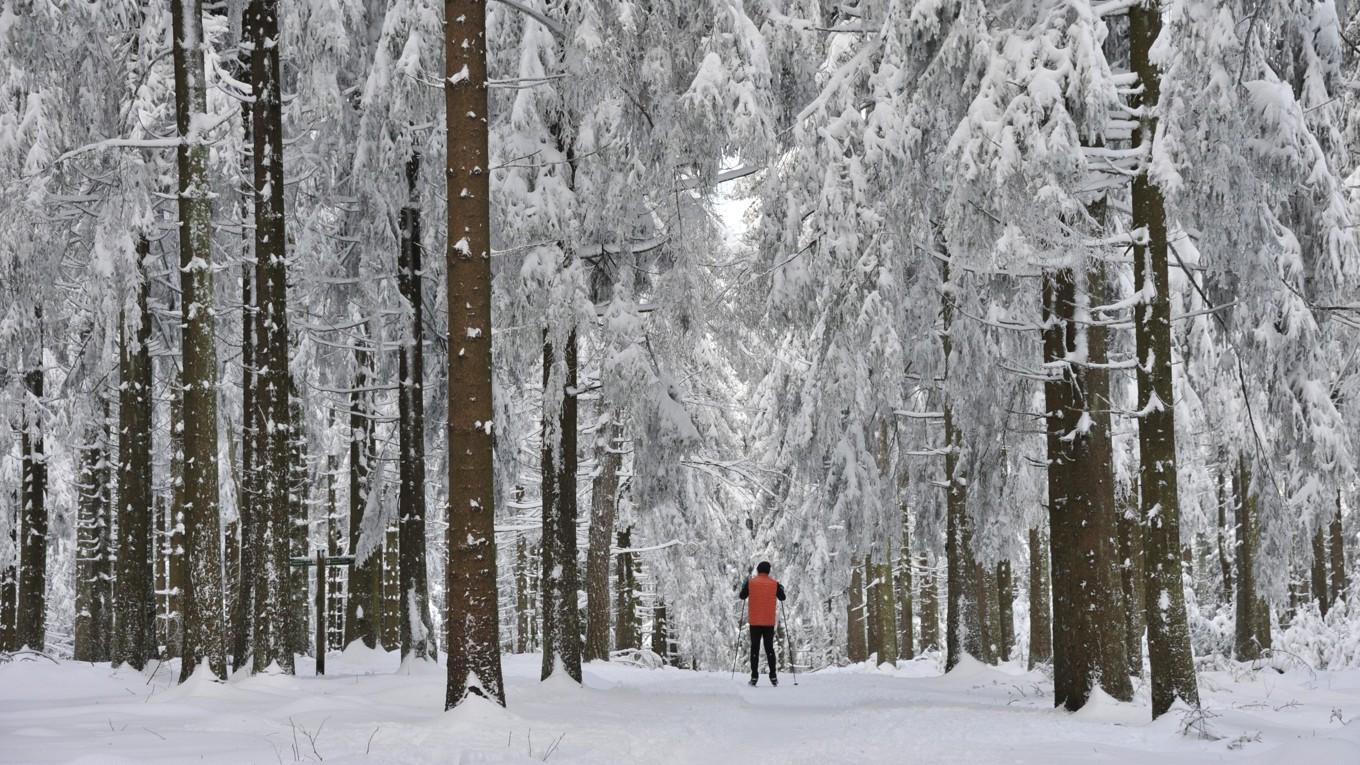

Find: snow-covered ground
<box><xmin>2</xmin><ymin>648</ymin><xmax>1358</xmax><ymax>764</ymax></box>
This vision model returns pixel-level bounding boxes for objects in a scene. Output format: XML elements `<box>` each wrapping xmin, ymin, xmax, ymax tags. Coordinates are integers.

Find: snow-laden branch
<box><xmin>492</xmin><ymin>0</ymin><xmax>565</xmax><ymax>38</ymax></box>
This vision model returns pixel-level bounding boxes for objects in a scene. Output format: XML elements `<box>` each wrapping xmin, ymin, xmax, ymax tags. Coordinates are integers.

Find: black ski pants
<box><xmin>750</xmin><ymin>625</ymin><xmax>777</xmax><ymax>678</ymax></box>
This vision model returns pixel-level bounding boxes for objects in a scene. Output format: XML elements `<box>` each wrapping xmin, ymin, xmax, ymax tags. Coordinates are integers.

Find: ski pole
<box><xmin>779</xmin><ymin>599</ymin><xmax>799</xmax><ymax>686</ymax></box>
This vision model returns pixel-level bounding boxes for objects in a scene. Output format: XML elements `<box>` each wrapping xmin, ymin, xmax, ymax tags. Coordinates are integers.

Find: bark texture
<box><xmin>445</xmin><ymin>0</ymin><xmax>505</xmax><ymax>707</ymax></box>
<box><xmin>585</xmin><ymin>422</ymin><xmax>623</xmax><ymax>662</ymax></box>
<box><xmin>1130</xmin><ymin>0</ymin><xmax>1201</xmax><ymax>716</ymax></box>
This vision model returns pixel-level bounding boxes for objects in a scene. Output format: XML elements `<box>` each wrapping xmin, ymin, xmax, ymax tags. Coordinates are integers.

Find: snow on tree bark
<box><xmin>444</xmin><ymin>0</ymin><xmax>504</xmax><ymax>709</ymax></box>
<box><xmin>1129</xmin><ymin>0</ymin><xmax>1200</xmax><ymax>717</ymax></box>
<box><xmin>17</xmin><ymin>331</ymin><xmax>46</xmax><ymax>652</ymax></box>
<box><xmin>585</xmin><ymin>422</ymin><xmax>623</xmax><ymax>662</ymax></box>
<box><xmin>398</xmin><ymin>154</ymin><xmax>436</xmax><ymax>662</ymax></box>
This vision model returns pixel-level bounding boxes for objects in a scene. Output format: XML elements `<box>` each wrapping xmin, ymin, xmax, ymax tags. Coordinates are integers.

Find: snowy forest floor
<box><xmin>2</xmin><ymin>649</ymin><xmax>1359</xmax><ymax>764</ymax></box>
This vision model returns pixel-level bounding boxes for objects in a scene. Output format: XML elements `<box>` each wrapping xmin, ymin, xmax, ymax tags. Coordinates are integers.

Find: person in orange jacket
<box><xmin>739</xmin><ymin>561</ymin><xmax>787</xmax><ymax>686</ymax></box>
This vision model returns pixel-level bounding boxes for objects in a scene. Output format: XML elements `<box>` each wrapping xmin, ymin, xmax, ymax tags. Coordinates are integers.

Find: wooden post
<box><xmin>315</xmin><ymin>549</ymin><xmax>327</xmax><ymax>676</ymax></box>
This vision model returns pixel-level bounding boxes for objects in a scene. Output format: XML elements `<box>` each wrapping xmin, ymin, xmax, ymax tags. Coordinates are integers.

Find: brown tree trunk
<box><xmin>918</xmin><ymin>554</ymin><xmax>939</xmax><ymax>652</ymax></box>
<box><xmin>444</xmin><ymin>0</ymin><xmax>504</xmax><ymax>707</ymax></box>
<box><xmin>515</xmin><ymin>535</ymin><xmax>530</xmax><ymax>653</ymax></box>
<box><xmin>1330</xmin><ymin>493</ymin><xmax>1347</xmax><ymax>605</ymax></box>
<box><xmin>897</xmin><ymin>516</ymin><xmax>914</xmax><ymax>660</ymax></box>
<box><xmin>997</xmin><ymin>560</ymin><xmax>1014</xmax><ymax>662</ymax></box>
<box><xmin>585</xmin><ymin>422</ymin><xmax>623</xmax><ymax>661</ymax></box>
<box><xmin>172</xmin><ymin>0</ymin><xmax>227</xmax><ymax>681</ymax></box>
<box><xmin>540</xmin><ymin>333</ymin><xmax>583</xmax><ymax>681</ymax></box>
<box><xmin>1130</xmin><ymin>0</ymin><xmax>1201</xmax><ymax>716</ymax></box>
<box><xmin>1</xmin><ymin>486</ymin><xmax>16</xmax><ymax>652</ymax></box>
<box><xmin>1043</xmin><ymin>264</ymin><xmax>1131</xmax><ymax>708</ymax></box>
<box><xmin>1117</xmin><ymin>503</ymin><xmax>1145</xmax><ymax>676</ymax></box>
<box><xmin>614</xmin><ymin>528</ymin><xmax>640</xmax><ymax>651</ymax></box>
<box><xmin>1216</xmin><ymin>468</ymin><xmax>1234</xmax><ymax>605</ymax></box>
<box><xmin>1312</xmin><ymin>527</ymin><xmax>1330</xmax><ymax>616</ymax></box>
<box><xmin>398</xmin><ymin>153</ymin><xmax>436</xmax><ymax>661</ymax></box>
<box><xmin>74</xmin><ymin>420</ymin><xmax>108</xmax><ymax>661</ymax></box>
<box><xmin>382</xmin><ymin>523</ymin><xmax>400</xmax><ymax>650</ymax></box>
<box><xmin>1234</xmin><ymin>457</ymin><xmax>1264</xmax><ymax>660</ymax></box>
<box><xmin>345</xmin><ymin>345</ymin><xmax>377</xmax><ymax>649</ymax></box>
<box><xmin>17</xmin><ymin>329</ymin><xmax>46</xmax><ymax>651</ymax></box>
<box><xmin>113</xmin><ymin>265</ymin><xmax>153</xmax><ymax>669</ymax></box>
<box><xmin>1027</xmin><ymin>527</ymin><xmax>1052</xmax><ymax>669</ymax></box>
<box><xmin>847</xmin><ymin>563</ymin><xmax>867</xmax><ymax>662</ymax></box>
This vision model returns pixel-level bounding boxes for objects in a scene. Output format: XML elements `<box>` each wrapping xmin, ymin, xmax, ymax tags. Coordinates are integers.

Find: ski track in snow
<box><xmin>1</xmin><ymin>649</ymin><xmax>1358</xmax><ymax>764</ymax></box>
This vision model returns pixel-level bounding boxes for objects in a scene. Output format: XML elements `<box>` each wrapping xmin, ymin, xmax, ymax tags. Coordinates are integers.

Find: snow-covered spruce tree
<box><xmin>946</xmin><ymin>0</ymin><xmax>1134</xmax><ymax>708</ymax></box>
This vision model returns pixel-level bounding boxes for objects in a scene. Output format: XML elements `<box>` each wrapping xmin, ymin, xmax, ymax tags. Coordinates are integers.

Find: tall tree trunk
<box><xmin>847</xmin><ymin>563</ymin><xmax>866</xmax><ymax>662</ymax></box>
<box><xmin>75</xmin><ymin>420</ymin><xmax>108</xmax><ymax>661</ymax></box>
<box><xmin>233</xmin><ymin>263</ymin><xmax>256</xmax><ymax>672</ymax></box>
<box><xmin>1117</xmin><ymin>502</ymin><xmax>1145</xmax><ymax>676</ymax></box>
<box><xmin>919</xmin><ymin>554</ymin><xmax>939</xmax><ymax>652</ymax></box>
<box><xmin>17</xmin><ymin>326</ymin><xmax>46</xmax><ymax>651</ymax></box>
<box><xmin>1130</xmin><ymin>0</ymin><xmax>1200</xmax><ymax>716</ymax></box>
<box><xmin>1</xmin><ymin>485</ymin><xmax>16</xmax><ymax>652</ymax></box>
<box><xmin>1330</xmin><ymin>493</ymin><xmax>1347</xmax><ymax>605</ymax></box>
<box><xmin>874</xmin><ymin>556</ymin><xmax>898</xmax><ymax>665</ymax></box>
<box><xmin>1043</xmin><ymin>263</ymin><xmax>1131</xmax><ymax>709</ymax></box>
<box><xmin>444</xmin><ymin>0</ymin><xmax>504</xmax><ymax>708</ymax></box>
<box><xmin>398</xmin><ymin>154</ymin><xmax>436</xmax><ymax>661</ymax></box>
<box><xmin>1311</xmin><ymin>527</ymin><xmax>1330</xmax><ymax>616</ymax></box>
<box><xmin>345</xmin><ymin>345</ymin><xmax>377</xmax><ymax>649</ymax></box>
<box><xmin>1027</xmin><ymin>527</ymin><xmax>1052</xmax><ymax>669</ymax></box>
<box><xmin>651</xmin><ymin>600</ymin><xmax>669</xmax><ymax>663</ymax></box>
<box><xmin>382</xmin><ymin>522</ymin><xmax>400</xmax><ymax>650</ymax></box>
<box><xmin>540</xmin><ymin>332</ymin><xmax>583</xmax><ymax>682</ymax></box>
<box><xmin>1216</xmin><ymin>467</ymin><xmax>1234</xmax><ymax>605</ymax></box>
<box><xmin>326</xmin><ymin>454</ymin><xmax>343</xmax><ymax>651</ymax></box>
<box><xmin>515</xmin><ymin>535</ymin><xmax>530</xmax><ymax>653</ymax></box>
<box><xmin>897</xmin><ymin>512</ymin><xmax>914</xmax><ymax>660</ymax></box>
<box><xmin>585</xmin><ymin>421</ymin><xmax>622</xmax><ymax>662</ymax></box>
<box><xmin>113</xmin><ymin>263</ymin><xmax>153</xmax><ymax>669</ymax></box>
<box><xmin>171</xmin><ymin>0</ymin><xmax>226</xmax><ymax>681</ymax></box>
<box><xmin>996</xmin><ymin>560</ymin><xmax>1014</xmax><ymax>663</ymax></box>
<box><xmin>1234</xmin><ymin>457</ymin><xmax>1264</xmax><ymax>660</ymax></box>
<box><xmin>614</xmin><ymin>528</ymin><xmax>639</xmax><ymax>651</ymax></box>
<box><xmin>288</xmin><ymin>391</ymin><xmax>310</xmax><ymax>659</ymax></box>
<box><xmin>244</xmin><ymin>0</ymin><xmax>294</xmax><ymax>676</ymax></box>
<box><xmin>167</xmin><ymin>371</ymin><xmax>189</xmax><ymax>660</ymax></box>
<box><xmin>941</xmin><ymin>257</ymin><xmax>980</xmax><ymax>671</ymax></box>
<box><xmin>865</xmin><ymin>556</ymin><xmax>881</xmax><ymax>661</ymax></box>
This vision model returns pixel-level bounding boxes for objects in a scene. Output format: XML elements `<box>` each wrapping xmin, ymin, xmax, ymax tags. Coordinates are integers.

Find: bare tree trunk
<box><xmin>515</xmin><ymin>535</ymin><xmax>530</xmax><ymax>653</ymax></box>
<box><xmin>244</xmin><ymin>0</ymin><xmax>295</xmax><ymax>676</ymax></box>
<box><xmin>1330</xmin><ymin>493</ymin><xmax>1348</xmax><ymax>605</ymax></box>
<box><xmin>1</xmin><ymin>486</ymin><xmax>16</xmax><ymax>652</ymax></box>
<box><xmin>444</xmin><ymin>0</ymin><xmax>504</xmax><ymax>708</ymax></box>
<box><xmin>1234</xmin><ymin>457</ymin><xmax>1264</xmax><ymax>660</ymax></box>
<box><xmin>1043</xmin><ymin>263</ymin><xmax>1131</xmax><ymax>708</ymax></box>
<box><xmin>651</xmin><ymin>600</ymin><xmax>669</xmax><ymax>663</ymax></box>
<box><xmin>1027</xmin><ymin>527</ymin><xmax>1052</xmax><ymax>669</ymax></box>
<box><xmin>17</xmin><ymin>324</ymin><xmax>46</xmax><ymax>651</ymax></box>
<box><xmin>1216</xmin><ymin>467</ymin><xmax>1234</xmax><ymax>605</ymax></box>
<box><xmin>167</xmin><ymin>372</ymin><xmax>188</xmax><ymax>660</ymax></box>
<box><xmin>875</xmin><ymin>556</ymin><xmax>898</xmax><ymax>665</ymax></box>
<box><xmin>113</xmin><ymin>264</ymin><xmax>153</xmax><ymax>670</ymax></box>
<box><xmin>382</xmin><ymin>522</ymin><xmax>400</xmax><ymax>650</ymax></box>
<box><xmin>398</xmin><ymin>154</ymin><xmax>436</xmax><ymax>661</ymax></box>
<box><xmin>171</xmin><ymin>0</ymin><xmax>227</xmax><ymax>681</ymax></box>
<box><xmin>344</xmin><ymin>345</ymin><xmax>376</xmax><ymax>649</ymax></box>
<box><xmin>897</xmin><ymin>514</ymin><xmax>914</xmax><ymax>660</ymax></box>
<box><xmin>1117</xmin><ymin>502</ymin><xmax>1145</xmax><ymax>676</ymax></box>
<box><xmin>585</xmin><ymin>422</ymin><xmax>622</xmax><ymax>662</ymax></box>
<box><xmin>865</xmin><ymin>556</ymin><xmax>881</xmax><ymax>662</ymax></box>
<box><xmin>847</xmin><ymin>563</ymin><xmax>867</xmax><ymax>662</ymax></box>
<box><xmin>614</xmin><ymin>528</ymin><xmax>640</xmax><ymax>651</ymax></box>
<box><xmin>75</xmin><ymin>419</ymin><xmax>108</xmax><ymax>661</ymax></box>
<box><xmin>997</xmin><ymin>560</ymin><xmax>1014</xmax><ymax>662</ymax></box>
<box><xmin>919</xmin><ymin>554</ymin><xmax>939</xmax><ymax>652</ymax></box>
<box><xmin>1130</xmin><ymin>0</ymin><xmax>1200</xmax><ymax>716</ymax></box>
<box><xmin>1312</xmin><ymin>527</ymin><xmax>1330</xmax><ymax>615</ymax></box>
<box><xmin>540</xmin><ymin>332</ymin><xmax>583</xmax><ymax>681</ymax></box>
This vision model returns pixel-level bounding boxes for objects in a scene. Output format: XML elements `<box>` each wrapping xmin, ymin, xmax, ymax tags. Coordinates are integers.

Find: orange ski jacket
<box><xmin>740</xmin><ymin>574</ymin><xmax>786</xmax><ymax>627</ymax></box>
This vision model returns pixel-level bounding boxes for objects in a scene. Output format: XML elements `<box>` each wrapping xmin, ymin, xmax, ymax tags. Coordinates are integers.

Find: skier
<box><xmin>739</xmin><ymin>561</ymin><xmax>787</xmax><ymax>686</ymax></box>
